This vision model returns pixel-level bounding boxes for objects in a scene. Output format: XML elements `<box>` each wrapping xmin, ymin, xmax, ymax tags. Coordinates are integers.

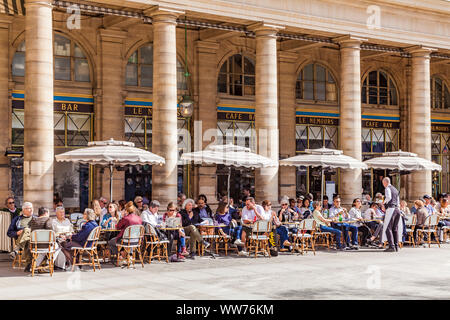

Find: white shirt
<box><xmin>51</xmin><ymin>218</ymin><xmax>74</xmax><ymax>234</ymax></box>
<box><xmin>99</xmin><ymin>207</ymin><xmax>107</xmax><ymax>224</ymax></box>
<box><xmin>242</xmin><ymin>204</ymin><xmax>265</xmax><ymax>222</ymax></box>
<box><xmin>141</xmin><ymin>210</ymin><xmax>159</xmax><ymax>227</ymax></box>
<box><xmin>261</xmin><ymin>209</ymin><xmax>272</xmax><ymax>221</ymax></box>
<box><xmin>348</xmin><ymin>207</ymin><xmax>363</xmax><ymax>227</ymax></box>
<box><xmin>329</xmin><ymin>206</ymin><xmax>345</xmax><ymax>218</ymax></box>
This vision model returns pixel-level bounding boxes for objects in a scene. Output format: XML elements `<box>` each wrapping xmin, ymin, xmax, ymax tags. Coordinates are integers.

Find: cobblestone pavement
<box><xmin>1</xmin><ymin>245</ymin><xmax>449</xmax><ymax>300</ymax></box>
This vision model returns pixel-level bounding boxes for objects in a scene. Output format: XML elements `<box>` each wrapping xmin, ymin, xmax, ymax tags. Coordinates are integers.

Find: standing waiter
<box><xmin>381</xmin><ymin>177</ymin><xmax>403</xmax><ymax>252</ymax></box>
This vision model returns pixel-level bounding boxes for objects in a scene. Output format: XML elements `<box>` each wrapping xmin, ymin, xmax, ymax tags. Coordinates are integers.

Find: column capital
<box><xmin>144</xmin><ymin>5</ymin><xmax>184</xmax><ymax>23</ymax></box>
<box><xmin>278</xmin><ymin>51</ymin><xmax>298</xmax><ymax>63</ymax></box>
<box><xmin>98</xmin><ymin>28</ymin><xmax>127</xmax><ymax>43</ymax></box>
<box><xmin>195</xmin><ymin>40</ymin><xmax>220</xmax><ymax>54</ymax></box>
<box><xmin>247</xmin><ymin>22</ymin><xmax>284</xmax><ymax>37</ymax></box>
<box><xmin>333</xmin><ymin>35</ymin><xmax>367</xmax><ymax>49</ymax></box>
<box><xmin>25</xmin><ymin>0</ymin><xmax>53</xmax><ymax>9</ymax></box>
<box><xmin>0</xmin><ymin>15</ymin><xmax>14</xmax><ymax>28</ymax></box>
<box><xmin>405</xmin><ymin>45</ymin><xmax>437</xmax><ymax>58</ymax></box>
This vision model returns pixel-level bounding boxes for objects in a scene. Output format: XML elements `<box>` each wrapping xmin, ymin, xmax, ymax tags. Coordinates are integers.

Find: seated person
<box><xmin>101</xmin><ymin>203</ymin><xmax>120</xmax><ymax>229</ymax></box>
<box><xmin>329</xmin><ymin>195</ymin><xmax>359</xmax><ymax>250</ymax></box>
<box><xmin>31</xmin><ymin>207</ymin><xmax>67</xmax><ymax>271</ymax></box>
<box><xmin>179</xmin><ymin>198</ymin><xmax>208</xmax><ymax>259</ymax></box>
<box><xmin>413</xmin><ymin>200</ymin><xmax>432</xmax><ymax>244</ymax></box>
<box><xmin>262</xmin><ymin>200</ymin><xmax>291</xmax><ymax>252</ymax></box>
<box><xmin>61</xmin><ymin>208</ymin><xmax>98</xmax><ymax>267</ymax></box>
<box><xmin>289</xmin><ymin>198</ymin><xmax>301</xmax><ymax>216</ymax></box>
<box><xmin>238</xmin><ymin>197</ymin><xmax>265</xmax><ymax>256</ymax></box>
<box><xmin>2</xmin><ymin>196</ymin><xmax>21</xmax><ymax>220</ymax></box>
<box><xmin>141</xmin><ymin>200</ymin><xmax>161</xmax><ymax>227</ymax></box>
<box><xmin>348</xmin><ymin>198</ymin><xmax>370</xmax><ymax>246</ymax></box>
<box><xmin>108</xmin><ymin>202</ymin><xmax>142</xmax><ymax>264</ymax></box>
<box><xmin>8</xmin><ymin>202</ymin><xmax>34</xmax><ymax>272</ymax></box>
<box><xmin>52</xmin><ymin>206</ymin><xmax>74</xmax><ymax>235</ymax></box>
<box><xmin>214</xmin><ymin>202</ymin><xmax>232</xmax><ymax>236</ymax></box>
<box><xmin>193</xmin><ymin>197</ymin><xmax>213</xmax><ymax>219</ymax></box>
<box><xmin>364</xmin><ymin>202</ymin><xmax>384</xmax><ymax>246</ymax></box>
<box><xmin>312</xmin><ymin>201</ymin><xmax>346</xmax><ymax>250</ymax></box>
<box><xmin>163</xmin><ymin>202</ymin><xmax>188</xmax><ymax>260</ymax></box>
<box><xmin>278</xmin><ymin>198</ymin><xmax>299</xmax><ymax>236</ymax></box>
<box><xmin>300</xmin><ymin>198</ymin><xmax>312</xmax><ymax>219</ymax></box>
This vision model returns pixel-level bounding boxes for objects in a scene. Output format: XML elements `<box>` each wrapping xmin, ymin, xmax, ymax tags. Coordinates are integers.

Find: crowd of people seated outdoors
<box><xmin>3</xmin><ymin>190</ymin><xmax>450</xmax><ymax>273</ymax></box>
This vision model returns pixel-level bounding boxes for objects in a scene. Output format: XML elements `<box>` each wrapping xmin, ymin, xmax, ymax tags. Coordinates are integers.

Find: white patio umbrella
<box><xmin>181</xmin><ymin>143</ymin><xmax>278</xmax><ymax>202</ymax></box>
<box><xmin>363</xmin><ymin>150</ymin><xmax>442</xmax><ymax>191</ymax></box>
<box><xmin>55</xmin><ymin>138</ymin><xmax>165</xmax><ymax>201</ymax></box>
<box><xmin>280</xmin><ymin>147</ymin><xmax>368</xmax><ymax>203</ymax></box>
<box><xmin>363</xmin><ymin>150</ymin><xmax>442</xmax><ymax>171</ymax></box>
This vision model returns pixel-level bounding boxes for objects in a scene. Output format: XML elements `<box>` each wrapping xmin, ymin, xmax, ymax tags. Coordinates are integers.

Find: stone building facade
<box><xmin>0</xmin><ymin>0</ymin><xmax>449</xmax><ymax>210</ymax></box>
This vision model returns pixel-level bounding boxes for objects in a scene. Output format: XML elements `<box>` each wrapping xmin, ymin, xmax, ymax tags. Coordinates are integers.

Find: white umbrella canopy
<box><xmin>181</xmin><ymin>143</ymin><xmax>278</xmax><ymax>168</ymax></box>
<box><xmin>280</xmin><ymin>147</ymin><xmax>367</xmax><ymax>203</ymax></box>
<box><xmin>181</xmin><ymin>143</ymin><xmax>278</xmax><ymax>202</ymax></box>
<box><xmin>55</xmin><ymin>138</ymin><xmax>165</xmax><ymax>200</ymax></box>
<box><xmin>279</xmin><ymin>147</ymin><xmax>368</xmax><ymax>170</ymax></box>
<box><xmin>364</xmin><ymin>150</ymin><xmax>442</xmax><ymax>171</ymax></box>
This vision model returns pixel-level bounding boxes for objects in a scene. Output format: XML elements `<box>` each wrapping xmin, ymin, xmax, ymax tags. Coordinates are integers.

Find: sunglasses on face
<box><xmin>8</xmin><ymin>202</ymin><xmax>14</xmax><ymax>204</ymax></box>
<box><xmin>282</xmin><ymin>204</ymin><xmax>288</xmax><ymax>206</ymax></box>
<box><xmin>137</xmin><ymin>201</ymin><xmax>143</xmax><ymax>203</ymax></box>
<box><xmin>168</xmin><ymin>209</ymin><xmax>175</xmax><ymax>212</ymax></box>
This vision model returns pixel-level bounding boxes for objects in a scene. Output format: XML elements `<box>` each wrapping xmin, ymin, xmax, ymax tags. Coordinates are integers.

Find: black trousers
<box><xmin>357</xmin><ymin>225</ymin><xmax>371</xmax><ymax>245</ymax></box>
<box><xmin>386</xmin><ymin>208</ymin><xmax>401</xmax><ymax>248</ymax></box>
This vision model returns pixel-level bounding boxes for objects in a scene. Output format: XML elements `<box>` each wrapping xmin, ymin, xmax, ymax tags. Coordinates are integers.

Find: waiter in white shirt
<box><xmin>381</xmin><ymin>177</ymin><xmax>403</xmax><ymax>252</ymax></box>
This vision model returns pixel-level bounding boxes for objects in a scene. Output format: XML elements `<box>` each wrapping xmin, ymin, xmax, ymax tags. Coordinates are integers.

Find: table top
<box><xmin>157</xmin><ymin>226</ymin><xmax>183</xmax><ymax>230</ymax></box>
<box><xmin>100</xmin><ymin>229</ymin><xmax>120</xmax><ymax>232</ymax></box>
<box><xmin>196</xmin><ymin>224</ymin><xmax>227</xmax><ymax>228</ymax></box>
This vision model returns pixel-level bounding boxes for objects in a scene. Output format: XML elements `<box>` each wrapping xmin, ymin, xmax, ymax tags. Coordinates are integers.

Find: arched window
<box><xmin>431</xmin><ymin>76</ymin><xmax>450</xmax><ymax>109</ymax></box>
<box><xmin>12</xmin><ymin>34</ymin><xmax>90</xmax><ymax>82</ymax></box>
<box><xmin>218</xmin><ymin>54</ymin><xmax>255</xmax><ymax>96</ymax></box>
<box><xmin>296</xmin><ymin>63</ymin><xmax>337</xmax><ymax>101</ymax></box>
<box><xmin>125</xmin><ymin>43</ymin><xmax>188</xmax><ymax>90</ymax></box>
<box><xmin>361</xmin><ymin>70</ymin><xmax>397</xmax><ymax>106</ymax></box>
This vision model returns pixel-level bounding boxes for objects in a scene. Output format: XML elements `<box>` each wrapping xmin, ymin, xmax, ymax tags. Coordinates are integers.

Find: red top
<box><xmin>115</xmin><ymin>213</ymin><xmax>143</xmax><ymax>242</ymax></box>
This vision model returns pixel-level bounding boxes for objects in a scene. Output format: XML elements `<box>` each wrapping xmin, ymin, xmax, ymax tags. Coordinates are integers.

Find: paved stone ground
<box><xmin>1</xmin><ymin>244</ymin><xmax>449</xmax><ymax>300</ymax></box>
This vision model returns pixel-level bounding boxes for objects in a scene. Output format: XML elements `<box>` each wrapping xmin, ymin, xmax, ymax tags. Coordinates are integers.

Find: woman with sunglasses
<box><xmin>163</xmin><ymin>202</ymin><xmax>189</xmax><ymax>260</ymax></box>
<box><xmin>278</xmin><ymin>198</ymin><xmax>298</xmax><ymax>237</ymax></box>
<box><xmin>101</xmin><ymin>203</ymin><xmax>121</xmax><ymax>230</ymax></box>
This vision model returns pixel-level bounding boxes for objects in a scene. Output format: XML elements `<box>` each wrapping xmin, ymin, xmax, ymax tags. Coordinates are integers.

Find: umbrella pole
<box><xmin>227</xmin><ymin>167</ymin><xmax>231</xmax><ymax>205</ymax></box>
<box><xmin>109</xmin><ymin>163</ymin><xmax>113</xmax><ymax>201</ymax></box>
<box><xmin>321</xmin><ymin>167</ymin><xmax>324</xmax><ymax>205</ymax></box>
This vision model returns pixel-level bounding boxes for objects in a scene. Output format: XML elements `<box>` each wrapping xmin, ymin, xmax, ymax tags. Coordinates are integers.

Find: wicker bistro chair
<box><xmin>403</xmin><ymin>215</ymin><xmax>416</xmax><ymax>247</ymax></box>
<box><xmin>313</xmin><ymin>224</ymin><xmax>332</xmax><ymax>249</ymax></box>
<box><xmin>71</xmin><ymin>226</ymin><xmax>102</xmax><ymax>272</ymax></box>
<box><xmin>143</xmin><ymin>224</ymin><xmax>169</xmax><ymax>264</ymax></box>
<box><xmin>247</xmin><ymin>220</ymin><xmax>272</xmax><ymax>258</ymax></box>
<box><xmin>198</xmin><ymin>218</ymin><xmax>219</xmax><ymax>256</ymax></box>
<box><xmin>116</xmin><ymin>225</ymin><xmax>145</xmax><ymax>268</ymax></box>
<box><xmin>30</xmin><ymin>230</ymin><xmax>57</xmax><ymax>277</ymax></box>
<box><xmin>417</xmin><ymin>215</ymin><xmax>440</xmax><ymax>248</ymax></box>
<box><xmin>12</xmin><ymin>238</ymin><xmax>26</xmax><ymax>268</ymax></box>
<box><xmin>215</xmin><ymin>220</ymin><xmax>238</xmax><ymax>256</ymax></box>
<box><xmin>292</xmin><ymin>219</ymin><xmax>316</xmax><ymax>255</ymax></box>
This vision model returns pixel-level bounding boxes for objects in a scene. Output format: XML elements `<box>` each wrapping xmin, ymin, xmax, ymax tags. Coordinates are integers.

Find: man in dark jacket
<box><xmin>2</xmin><ymin>196</ymin><xmax>21</xmax><ymax>220</ymax></box>
<box><xmin>31</xmin><ymin>207</ymin><xmax>52</xmax><ymax>231</ymax></box>
<box><xmin>7</xmin><ymin>201</ymin><xmax>33</xmax><ymax>271</ymax></box>
<box><xmin>193</xmin><ymin>198</ymin><xmax>213</xmax><ymax>219</ymax></box>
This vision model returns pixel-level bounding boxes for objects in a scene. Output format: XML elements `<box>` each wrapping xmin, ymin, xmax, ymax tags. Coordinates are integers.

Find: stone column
<box><xmin>96</xmin><ymin>29</ymin><xmax>127</xmax><ymax>201</ymax></box>
<box><xmin>148</xmin><ymin>7</ymin><xmax>183</xmax><ymax>207</ymax></box>
<box><xmin>23</xmin><ymin>0</ymin><xmax>54</xmax><ymax>209</ymax></box>
<box><xmin>0</xmin><ymin>17</ymin><xmax>12</xmax><ymax>201</ymax></box>
<box><xmin>251</xmin><ymin>23</ymin><xmax>283</xmax><ymax>203</ymax></box>
<box><xmin>195</xmin><ymin>40</ymin><xmax>219</xmax><ymax>204</ymax></box>
<box><xmin>278</xmin><ymin>51</ymin><xmax>298</xmax><ymax>198</ymax></box>
<box><xmin>337</xmin><ymin>36</ymin><xmax>365</xmax><ymax>206</ymax></box>
<box><xmin>407</xmin><ymin>46</ymin><xmax>434</xmax><ymax>200</ymax></box>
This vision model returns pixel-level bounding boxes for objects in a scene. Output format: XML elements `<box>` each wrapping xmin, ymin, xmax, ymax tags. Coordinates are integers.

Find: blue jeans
<box><xmin>332</xmin><ymin>223</ymin><xmax>358</xmax><ymax>246</ymax></box>
<box><xmin>276</xmin><ymin>226</ymin><xmax>289</xmax><ymax>248</ymax></box>
<box><xmin>233</xmin><ymin>225</ymin><xmax>242</xmax><ymax>240</ymax></box>
<box><xmin>320</xmin><ymin>225</ymin><xmax>343</xmax><ymax>249</ymax></box>
<box><xmin>177</xmin><ymin>237</ymin><xmax>185</xmax><ymax>253</ymax></box>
